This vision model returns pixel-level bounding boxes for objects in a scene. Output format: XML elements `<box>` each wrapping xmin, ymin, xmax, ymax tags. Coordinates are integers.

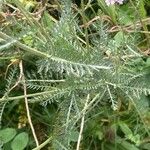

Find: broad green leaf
<box><xmin>140</xmin><ymin>143</ymin><xmax>150</xmax><ymax>150</ymax></box>
<box><xmin>119</xmin><ymin>122</ymin><xmax>133</xmax><ymax>136</ymax></box>
<box><xmin>118</xmin><ymin>4</ymin><xmax>135</xmax><ymax>25</ymax></box>
<box><xmin>11</xmin><ymin>132</ymin><xmax>29</xmax><ymax>150</ymax></box>
<box><xmin>114</xmin><ymin>31</ymin><xmax>127</xmax><ymax>47</ymax></box>
<box><xmin>119</xmin><ymin>140</ymin><xmax>139</xmax><ymax>150</ymax></box>
<box><xmin>146</xmin><ymin>58</ymin><xmax>150</xmax><ymax>66</ymax></box>
<box><xmin>118</xmin><ymin>9</ymin><xmax>133</xmax><ymax>25</ymax></box>
<box><xmin>0</xmin><ymin>128</ymin><xmax>16</xmax><ymax>144</ymax></box>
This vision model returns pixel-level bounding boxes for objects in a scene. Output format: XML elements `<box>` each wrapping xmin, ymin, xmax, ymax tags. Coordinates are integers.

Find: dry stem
<box><xmin>19</xmin><ymin>60</ymin><xmax>39</xmax><ymax>147</ymax></box>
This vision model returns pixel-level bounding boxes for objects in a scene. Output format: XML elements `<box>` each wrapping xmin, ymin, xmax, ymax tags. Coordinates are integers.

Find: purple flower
<box><xmin>105</xmin><ymin>0</ymin><xmax>124</xmax><ymax>6</ymax></box>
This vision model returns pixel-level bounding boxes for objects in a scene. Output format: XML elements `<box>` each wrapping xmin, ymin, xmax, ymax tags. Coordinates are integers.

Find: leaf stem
<box><xmin>20</xmin><ymin>60</ymin><xmax>39</xmax><ymax>147</ymax></box>
<box><xmin>32</xmin><ymin>137</ymin><xmax>52</xmax><ymax>150</ymax></box>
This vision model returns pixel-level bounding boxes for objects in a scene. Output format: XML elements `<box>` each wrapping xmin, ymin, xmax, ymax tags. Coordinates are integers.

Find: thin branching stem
<box><xmin>20</xmin><ymin>60</ymin><xmax>39</xmax><ymax>147</ymax></box>
<box><xmin>32</xmin><ymin>137</ymin><xmax>52</xmax><ymax>150</ymax></box>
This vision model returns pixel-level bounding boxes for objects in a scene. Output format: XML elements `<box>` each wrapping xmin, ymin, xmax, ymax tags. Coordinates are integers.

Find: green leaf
<box><xmin>25</xmin><ymin>1</ymin><xmax>35</xmax><ymax>11</ymax></box>
<box><xmin>69</xmin><ymin>131</ymin><xmax>79</xmax><ymax>142</ymax></box>
<box><xmin>22</xmin><ymin>35</ymin><xmax>33</xmax><ymax>46</ymax></box>
<box><xmin>42</xmin><ymin>11</ymin><xmax>55</xmax><ymax>28</ymax></box>
<box><xmin>146</xmin><ymin>58</ymin><xmax>150</xmax><ymax>66</ymax></box>
<box><xmin>119</xmin><ymin>140</ymin><xmax>139</xmax><ymax>150</ymax></box>
<box><xmin>19</xmin><ymin>0</ymin><xmax>36</xmax><ymax>11</ymax></box>
<box><xmin>138</xmin><ymin>0</ymin><xmax>147</xmax><ymax>18</ymax></box>
<box><xmin>114</xmin><ymin>31</ymin><xmax>127</xmax><ymax>47</ymax></box>
<box><xmin>119</xmin><ymin>122</ymin><xmax>133</xmax><ymax>137</ymax></box>
<box><xmin>140</xmin><ymin>143</ymin><xmax>150</xmax><ymax>150</ymax></box>
<box><xmin>118</xmin><ymin>5</ymin><xmax>134</xmax><ymax>25</ymax></box>
<box><xmin>0</xmin><ymin>128</ymin><xmax>16</xmax><ymax>144</ymax></box>
<box><xmin>11</xmin><ymin>132</ymin><xmax>29</xmax><ymax>150</ymax></box>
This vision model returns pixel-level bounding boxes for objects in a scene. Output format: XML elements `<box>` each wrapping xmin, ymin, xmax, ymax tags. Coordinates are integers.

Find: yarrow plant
<box><xmin>1</xmin><ymin>0</ymin><xmax>150</xmax><ymax>150</ymax></box>
<box><xmin>105</xmin><ymin>0</ymin><xmax>124</xmax><ymax>5</ymax></box>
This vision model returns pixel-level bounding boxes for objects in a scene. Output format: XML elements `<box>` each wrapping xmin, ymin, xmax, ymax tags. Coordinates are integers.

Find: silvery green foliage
<box><xmin>1</xmin><ymin>0</ymin><xmax>150</xmax><ymax>149</ymax></box>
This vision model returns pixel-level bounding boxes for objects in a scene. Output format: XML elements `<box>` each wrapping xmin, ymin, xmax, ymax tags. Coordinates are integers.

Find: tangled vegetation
<box><xmin>0</xmin><ymin>0</ymin><xmax>150</xmax><ymax>149</ymax></box>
